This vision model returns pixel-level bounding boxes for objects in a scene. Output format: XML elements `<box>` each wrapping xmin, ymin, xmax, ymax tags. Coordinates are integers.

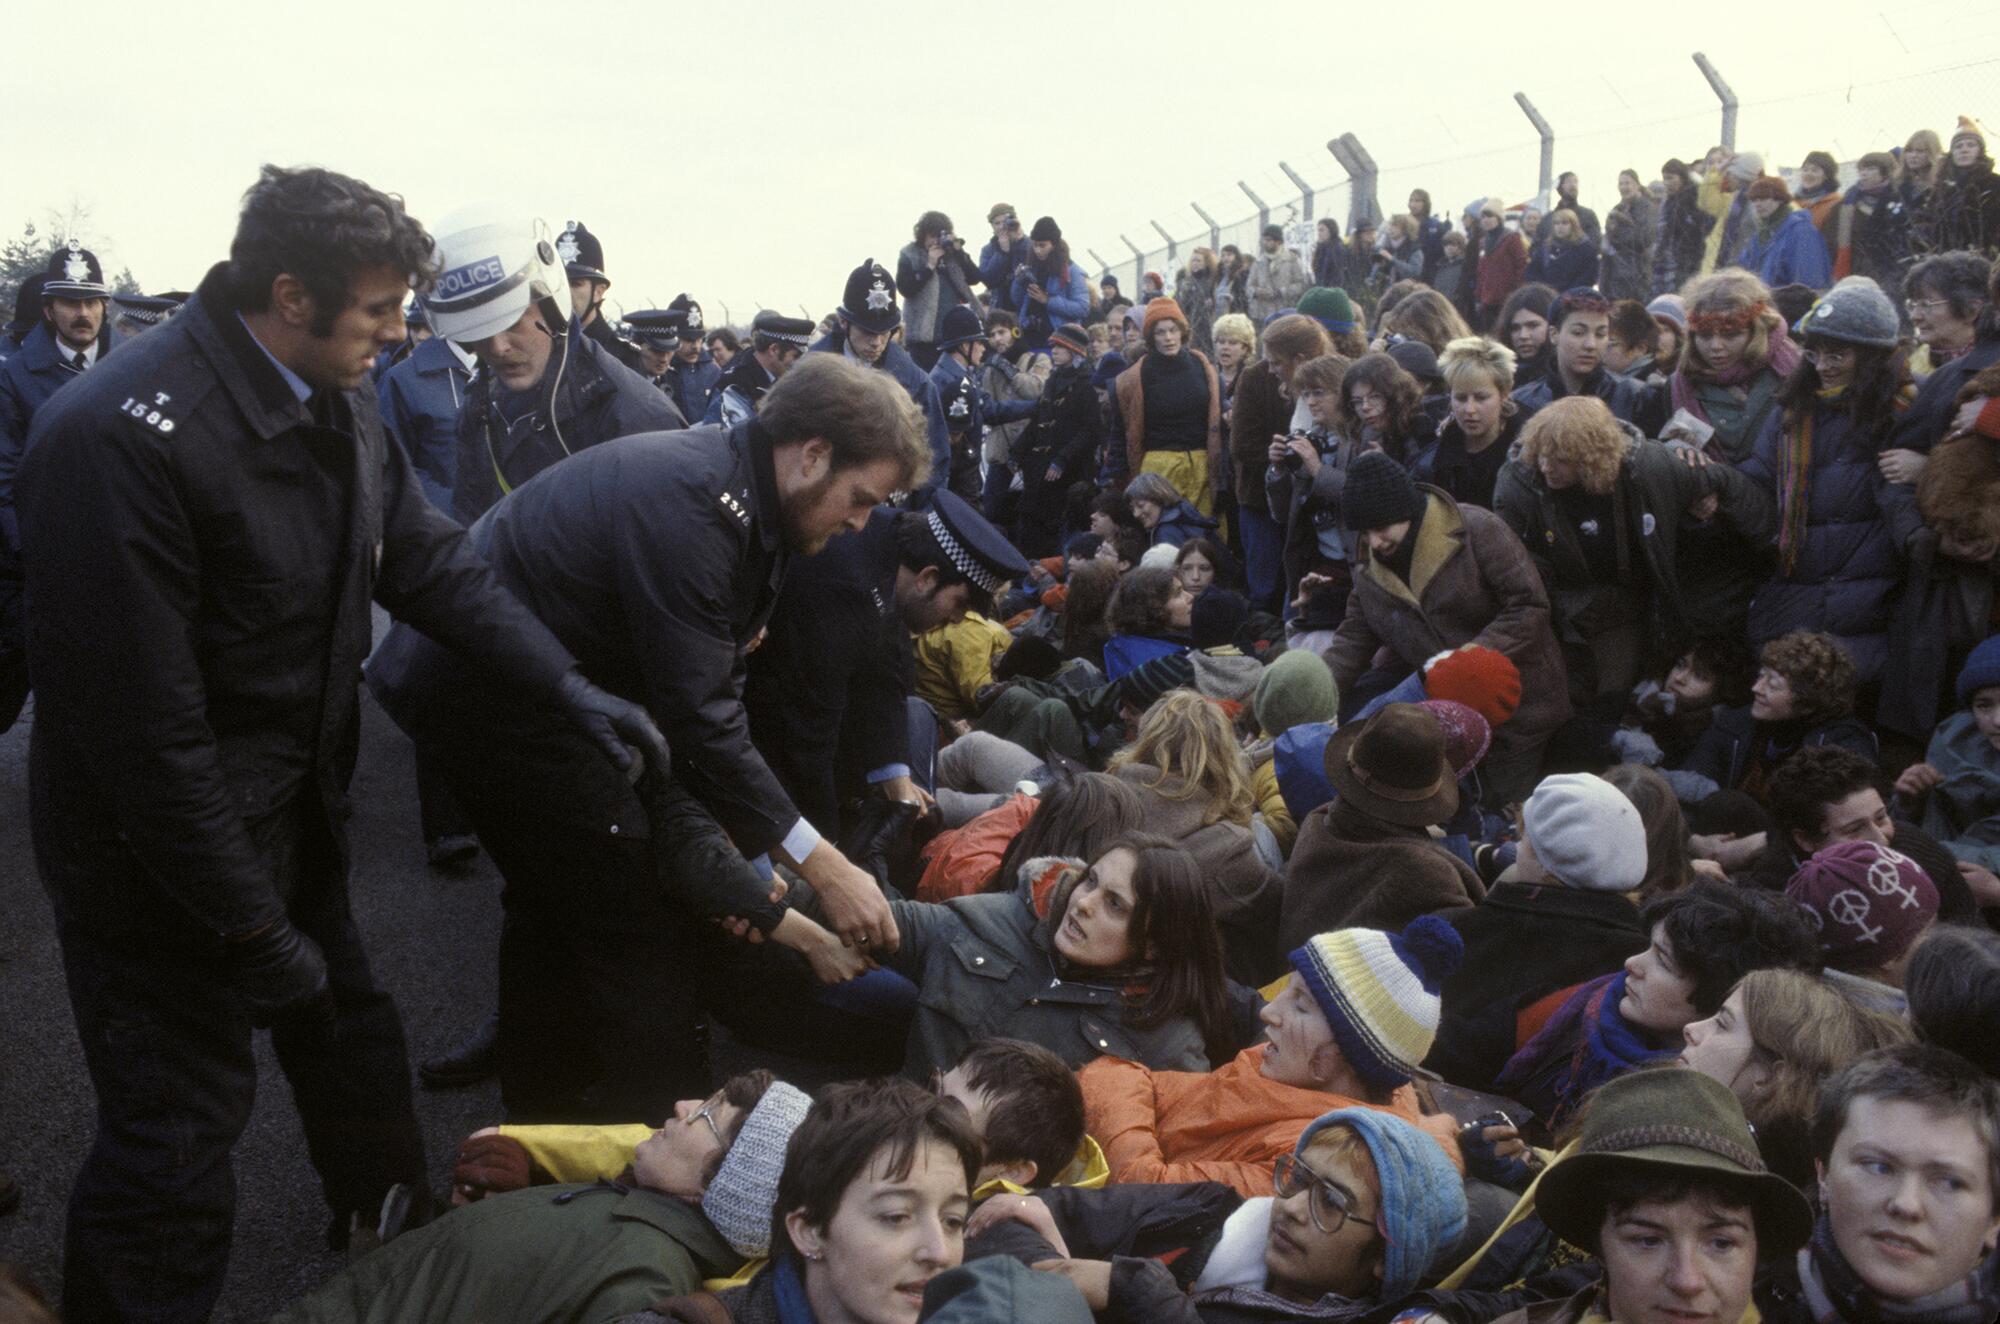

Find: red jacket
<box><xmin>1475</xmin><ymin>231</ymin><xmax>1529</xmax><ymax>314</ymax></box>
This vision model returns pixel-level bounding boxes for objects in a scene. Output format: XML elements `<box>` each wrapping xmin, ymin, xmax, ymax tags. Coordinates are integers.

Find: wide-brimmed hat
<box><xmin>1322</xmin><ymin>703</ymin><xmax>1458</xmax><ymax>827</ymax></box>
<box><xmin>1537</xmin><ymin>1069</ymin><xmax>1814</xmax><ymax>1259</ymax></box>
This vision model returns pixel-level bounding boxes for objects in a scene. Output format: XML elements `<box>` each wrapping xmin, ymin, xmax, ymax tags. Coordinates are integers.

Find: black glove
<box><xmin>226</xmin><ymin>918</ymin><xmax>333</xmax><ymax>1028</ymax></box>
<box><xmin>553</xmin><ymin>671</ymin><xmax>671</xmax><ymax>783</ymax></box>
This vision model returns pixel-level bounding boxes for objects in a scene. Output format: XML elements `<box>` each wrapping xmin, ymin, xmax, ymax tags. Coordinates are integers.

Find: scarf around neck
<box><xmin>1497</xmin><ymin>971</ymin><xmax>1676</xmax><ymax>1131</ymax></box>
<box><xmin>1776</xmin><ymin>389</ymin><xmax>1845</xmax><ymax>575</ymax></box>
<box><xmin>1797</xmin><ymin>1214</ymin><xmax>2000</xmax><ymax>1324</ymax></box>
<box><xmin>1669</xmin><ymin>319</ymin><xmax>1803</xmax><ymax>431</ymax></box>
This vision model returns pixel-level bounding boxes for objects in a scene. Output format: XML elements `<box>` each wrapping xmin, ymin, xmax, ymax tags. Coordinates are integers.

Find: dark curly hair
<box><xmin>1336</xmin><ymin>351</ymin><xmax>1426</xmax><ymax>452</ymax></box>
<box><xmin>1759</xmin><ymin>630</ymin><xmax>1859</xmax><ymax>723</ymax></box>
<box><xmin>1642</xmin><ymin>882</ymin><xmax>1821</xmax><ymax>1017</ymax></box>
<box><xmin>226</xmin><ymin>165</ymin><xmax>437</xmax><ymax>336</ymax></box>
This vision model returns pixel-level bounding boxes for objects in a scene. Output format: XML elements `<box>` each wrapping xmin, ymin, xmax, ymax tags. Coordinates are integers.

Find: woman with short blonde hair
<box><xmin>1410</xmin><ymin>336</ymin><xmax>1521</xmax><ymax>508</ymax></box>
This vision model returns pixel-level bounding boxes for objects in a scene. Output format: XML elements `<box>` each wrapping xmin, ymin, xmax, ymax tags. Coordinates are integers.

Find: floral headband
<box><xmin>1687</xmin><ymin>300</ymin><xmax>1769</xmax><ymax>335</ymax></box>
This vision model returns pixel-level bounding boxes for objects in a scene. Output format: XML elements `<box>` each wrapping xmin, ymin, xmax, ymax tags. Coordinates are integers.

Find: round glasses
<box><xmin>1272</xmin><ymin>1152</ymin><xmax>1370</xmax><ymax>1236</ymax></box>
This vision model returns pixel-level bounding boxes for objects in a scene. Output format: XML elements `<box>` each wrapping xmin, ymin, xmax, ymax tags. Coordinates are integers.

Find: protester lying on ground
<box><xmin>1080</xmin><ymin>918</ymin><xmax>1467</xmax><ymax>1196</ymax></box>
<box><xmin>1246</xmin><ymin>650</ymin><xmax>1341</xmax><ymax>859</ymax></box>
<box><xmin>915</xmin><ymin>772</ymin><xmax>1145</xmax><ymax>902</ymax></box>
<box><xmin>844</xmin><ymin>837</ymin><xmax>1236</xmax><ymax>1077</ymax></box>
<box><xmin>272</xmin><ymin>1074</ymin><xmax>812</xmax><ymax>1324</ymax></box>
<box><xmin>1678</xmin><ymin>967</ymin><xmax>1910</xmax><ymax>1186</ymax></box>
<box><xmin>625</xmin><ymin>1078</ymin><xmax>983</xmax><ymax>1324</ymax></box>
<box><xmin>963</xmin><ymin>1107</ymin><xmax>1467</xmax><ymax>1324</ymax></box>
<box><xmin>1494</xmin><ymin>882</ymin><xmax>1820</xmax><ymax>1136</ymax></box>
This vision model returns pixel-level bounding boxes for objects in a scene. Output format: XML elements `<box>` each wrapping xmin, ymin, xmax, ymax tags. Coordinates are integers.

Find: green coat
<box><xmin>273</xmin><ymin>1182</ymin><xmax>740</xmax><ymax>1324</ymax></box>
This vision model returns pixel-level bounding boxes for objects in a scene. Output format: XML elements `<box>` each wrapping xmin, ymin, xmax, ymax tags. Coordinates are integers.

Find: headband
<box><xmin>1686</xmin><ymin>300</ymin><xmax>1769</xmax><ymax>336</ymax></box>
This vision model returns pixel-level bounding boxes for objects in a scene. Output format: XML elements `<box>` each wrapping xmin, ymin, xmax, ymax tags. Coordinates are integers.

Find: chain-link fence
<box><xmin>1092</xmin><ymin>49</ymin><xmax>2000</xmax><ymax>299</ymax></box>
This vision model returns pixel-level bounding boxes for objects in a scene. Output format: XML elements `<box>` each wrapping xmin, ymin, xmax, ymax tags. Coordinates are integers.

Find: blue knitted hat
<box><xmin>1958</xmin><ymin>635</ymin><xmax>2000</xmax><ymax>706</ymax></box>
<box><xmin>1294</xmin><ymin>1107</ymin><xmax>1468</xmax><ymax>1301</ymax></box>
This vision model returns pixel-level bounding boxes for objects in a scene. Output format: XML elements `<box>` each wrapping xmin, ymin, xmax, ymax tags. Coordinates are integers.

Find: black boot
<box><xmin>419</xmin><ymin>1011</ymin><xmax>500</xmax><ymax>1090</ymax></box>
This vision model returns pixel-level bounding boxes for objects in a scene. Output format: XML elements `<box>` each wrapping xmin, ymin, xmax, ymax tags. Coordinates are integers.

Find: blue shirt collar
<box><xmin>235</xmin><ymin>313</ymin><xmax>314</xmax><ymax>404</ymax></box>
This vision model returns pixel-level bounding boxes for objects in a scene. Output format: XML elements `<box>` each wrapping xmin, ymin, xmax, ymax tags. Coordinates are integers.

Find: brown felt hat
<box><xmin>1322</xmin><ymin>703</ymin><xmax>1459</xmax><ymax>828</ymax></box>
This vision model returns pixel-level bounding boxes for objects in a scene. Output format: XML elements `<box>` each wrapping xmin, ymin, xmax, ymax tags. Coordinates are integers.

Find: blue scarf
<box><xmin>1496</xmin><ymin>972</ymin><xmax>1677</xmax><ymax>1132</ymax></box>
<box><xmin>771</xmin><ymin>1257</ymin><xmax>820</xmax><ymax>1324</ymax></box>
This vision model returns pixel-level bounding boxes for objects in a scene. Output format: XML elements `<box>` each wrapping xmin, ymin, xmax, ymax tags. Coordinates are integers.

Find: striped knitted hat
<box><xmin>701</xmin><ymin>1081</ymin><xmax>814</xmax><ymax>1257</ymax></box>
<box><xmin>1287</xmin><ymin>917</ymin><xmax>1464</xmax><ymax>1091</ymax></box>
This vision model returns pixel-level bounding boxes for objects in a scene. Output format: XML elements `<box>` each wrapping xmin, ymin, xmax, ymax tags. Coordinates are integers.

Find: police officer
<box><xmin>555</xmin><ymin>218</ymin><xmax>648</xmax><ymax>375</ymax></box>
<box><xmin>808</xmin><ymin>258</ymin><xmax>951</xmax><ymax>506</ymax></box>
<box><xmin>0</xmin><ymin>244</ymin><xmax>117</xmax><ymax>734</ymax></box>
<box><xmin>661</xmin><ymin>292</ymin><xmax>721</xmax><ymax>421</ymax></box>
<box><xmin>109</xmin><ymin>290</ymin><xmax>187</xmax><ymax>340</ymax></box>
<box><xmin>366</xmin><ymin>353</ymin><xmax>927</xmax><ymax>1119</ymax></box>
<box><xmin>434</xmin><ymin>207</ymin><xmax>682</xmax><ymax>523</ymax></box>
<box><xmin>703</xmin><ymin>309</ymin><xmax>813</xmax><ymax>426</ymax></box>
<box><xmin>745</xmin><ymin>490</ymin><xmax>1027</xmax><ymax>837</ymax></box>
<box><xmin>15</xmin><ymin>165</ymin><xmax>667</xmax><ymax>1322</ymax></box>
<box><xmin>928</xmin><ymin>304</ymin><xmax>1034</xmax><ymax>505</ymax></box>
<box><xmin>622</xmin><ymin>306</ymin><xmax>684</xmax><ymax>389</ymax></box>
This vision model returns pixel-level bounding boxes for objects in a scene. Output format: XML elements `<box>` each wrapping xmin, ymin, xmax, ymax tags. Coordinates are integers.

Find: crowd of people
<box><xmin>0</xmin><ymin>116</ymin><xmax>1998</xmax><ymax>1324</ymax></box>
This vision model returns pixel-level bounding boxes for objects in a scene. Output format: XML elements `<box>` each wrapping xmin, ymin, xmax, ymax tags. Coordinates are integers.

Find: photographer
<box><xmin>1009</xmin><ymin>216</ymin><xmax>1092</xmax><ymax>353</ymax></box>
<box><xmin>897</xmin><ymin>209</ymin><xmax>981</xmax><ymax>370</ymax></box>
<box><xmin>979</xmin><ymin>204</ymin><xmax>1029</xmax><ymax>316</ymax></box>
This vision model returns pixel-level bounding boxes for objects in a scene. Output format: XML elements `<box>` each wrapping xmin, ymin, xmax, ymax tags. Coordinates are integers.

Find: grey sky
<box><xmin>8</xmin><ymin>0</ymin><xmax>1997</xmax><ymax>326</ymax></box>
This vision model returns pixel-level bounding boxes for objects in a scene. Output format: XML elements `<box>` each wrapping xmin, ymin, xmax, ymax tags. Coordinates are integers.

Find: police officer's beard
<box><xmin>780</xmin><ymin>470</ymin><xmax>840</xmax><ymax>555</ymax></box>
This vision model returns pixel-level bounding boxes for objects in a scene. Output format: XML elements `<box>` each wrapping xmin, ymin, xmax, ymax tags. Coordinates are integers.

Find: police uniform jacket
<box><xmin>744</xmin><ymin>509</ymin><xmax>911</xmax><ymax>836</ymax></box>
<box><xmin>377</xmin><ymin>334</ymin><xmax>470</xmax><ymax>510</ymax></box>
<box><xmin>665</xmin><ymin>351</ymin><xmax>721</xmax><ymax>424</ymax></box>
<box><xmin>582</xmin><ymin>312</ymin><xmax>648</xmax><ymax>377</ymax></box>
<box><xmin>0</xmin><ymin>320</ymin><xmax>108</xmax><ymax>566</ymax></box>
<box><xmin>17</xmin><ymin>265</ymin><xmax>578</xmax><ymax>940</ymax></box>
<box><xmin>452</xmin><ymin>329</ymin><xmax>683</xmax><ymax>524</ymax></box>
<box><xmin>808</xmin><ymin>330</ymin><xmax>951</xmax><ymax>506</ymax></box>
<box><xmin>368</xmin><ymin>420</ymin><xmax>804</xmax><ymax>856</ymax></box>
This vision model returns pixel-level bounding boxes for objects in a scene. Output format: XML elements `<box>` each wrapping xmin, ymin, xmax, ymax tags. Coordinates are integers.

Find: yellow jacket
<box><xmin>912</xmin><ymin>612</ymin><xmax>1013</xmax><ymax>721</ymax></box>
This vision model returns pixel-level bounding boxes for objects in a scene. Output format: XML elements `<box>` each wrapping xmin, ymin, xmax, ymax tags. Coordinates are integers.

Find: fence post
<box><xmin>1277</xmin><ymin>161</ymin><xmax>1314</xmax><ymax>225</ymax></box>
<box><xmin>1514</xmin><ymin>93</ymin><xmax>1555</xmax><ymax>210</ymax></box>
<box><xmin>1190</xmin><ymin>202</ymin><xmax>1221</xmax><ymax>253</ymax></box>
<box><xmin>1119</xmin><ymin>234</ymin><xmax>1145</xmax><ymax>293</ymax></box>
<box><xmin>1148</xmin><ymin>220</ymin><xmax>1179</xmax><ymax>266</ymax></box>
<box><xmin>1692</xmin><ymin>53</ymin><xmax>1739</xmax><ymax>152</ymax></box>
<box><xmin>1328</xmin><ymin>133</ymin><xmax>1381</xmax><ymax>233</ymax></box>
<box><xmin>1237</xmin><ymin>181</ymin><xmax>1270</xmax><ymax>235</ymax></box>
<box><xmin>1087</xmin><ymin>247</ymin><xmax>1111</xmax><ymax>283</ymax></box>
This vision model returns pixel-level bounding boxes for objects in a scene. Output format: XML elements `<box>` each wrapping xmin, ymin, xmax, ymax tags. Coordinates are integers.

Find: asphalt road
<box><xmin>1</xmin><ymin>680</ymin><xmax>520</xmax><ymax>1320</ymax></box>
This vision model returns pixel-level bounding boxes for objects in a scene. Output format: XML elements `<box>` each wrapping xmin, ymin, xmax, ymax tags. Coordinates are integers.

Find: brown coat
<box><xmin>1228</xmin><ymin>358</ymin><xmax>1289</xmax><ymax>506</ymax></box>
<box><xmin>1278</xmin><ymin>804</ymin><xmax>1485</xmax><ymax>950</ymax></box>
<box><xmin>1113</xmin><ymin>350</ymin><xmax>1223</xmax><ymax>483</ymax></box>
<box><xmin>1110</xmin><ymin>763</ymin><xmax>1284</xmax><ymax>984</ymax></box>
<box><xmin>1321</xmin><ymin>486</ymin><xmax>1571</xmax><ymax>756</ymax></box>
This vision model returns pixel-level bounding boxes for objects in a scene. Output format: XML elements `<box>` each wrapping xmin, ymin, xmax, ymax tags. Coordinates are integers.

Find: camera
<box><xmin>937</xmin><ymin>231</ymin><xmax>956</xmax><ymax>247</ymax></box>
<box><xmin>1283</xmin><ymin>432</ymin><xmax>1308</xmax><ymax>471</ymax></box>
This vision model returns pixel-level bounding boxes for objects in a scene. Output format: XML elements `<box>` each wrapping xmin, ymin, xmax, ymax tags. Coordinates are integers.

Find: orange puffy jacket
<box><xmin>1080</xmin><ymin>1044</ymin><xmax>1464</xmax><ymax>1198</ymax></box>
<box><xmin>914</xmin><ymin>794</ymin><xmax>1038</xmax><ymax>902</ymax></box>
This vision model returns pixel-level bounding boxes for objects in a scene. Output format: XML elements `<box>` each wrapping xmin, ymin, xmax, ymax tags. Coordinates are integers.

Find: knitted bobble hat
<box><xmin>1287</xmin><ymin>916</ymin><xmax>1465</xmax><ymax>1091</ymax></box>
<box><xmin>1796</xmin><ymin>277</ymin><xmax>1899</xmax><ymax>350</ymax></box>
<box><xmin>1338</xmin><ymin>452</ymin><xmax>1423</xmax><ymax>533</ymax></box>
<box><xmin>1955</xmin><ymin>635</ymin><xmax>2000</xmax><ymax>706</ymax></box>
<box><xmin>1421</xmin><ymin>645</ymin><xmax>1521</xmax><ymax>727</ymax></box>
<box><xmin>701</xmin><ymin>1081</ymin><xmax>814</xmax><ymax>1256</ymax></box>
<box><xmin>1295</xmin><ymin>1108</ymin><xmax>1467</xmax><ymax>1302</ymax></box>
<box><xmin>1142</xmin><ymin>297</ymin><xmax>1190</xmax><ymax>342</ymax></box>
<box><xmin>1786</xmin><ymin>841</ymin><xmax>1939</xmax><ymax>973</ymax></box>
<box><xmin>1953</xmin><ymin>116</ymin><xmax>1987</xmax><ymax>150</ymax></box>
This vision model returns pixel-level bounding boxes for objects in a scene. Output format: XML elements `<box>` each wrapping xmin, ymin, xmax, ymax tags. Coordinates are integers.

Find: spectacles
<box><xmin>1272</xmin><ymin>1152</ymin><xmax>1370</xmax><ymax>1236</ymax></box>
<box><xmin>686</xmin><ymin>1092</ymin><xmax>726</xmax><ymax>1148</ymax></box>
<box><xmin>1802</xmin><ymin>345</ymin><xmax>1857</xmax><ymax>365</ymax></box>
<box><xmin>1906</xmin><ymin>298</ymin><xmax>1951</xmax><ymax>313</ymax></box>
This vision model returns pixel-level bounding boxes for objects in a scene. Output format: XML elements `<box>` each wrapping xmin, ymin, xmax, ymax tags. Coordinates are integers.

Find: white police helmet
<box><xmin>423</xmin><ymin>207</ymin><xmax>567</xmax><ymax>344</ymax></box>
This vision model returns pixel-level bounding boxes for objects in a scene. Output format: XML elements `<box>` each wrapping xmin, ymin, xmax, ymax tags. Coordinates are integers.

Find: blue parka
<box><xmin>663</xmin><ymin>351</ymin><xmax>721</xmax><ymax>424</ymax></box>
<box><xmin>1736</xmin><ymin>208</ymin><xmax>1833</xmax><ymax>291</ymax></box>
<box><xmin>1524</xmin><ymin>237</ymin><xmax>1599</xmax><ymax>293</ymax></box>
<box><xmin>377</xmin><ymin>335</ymin><xmax>471</xmax><ymax>511</ymax></box>
<box><xmin>1739</xmin><ymin>398</ymin><xmax>1910</xmax><ymax>681</ymax></box>
<box><xmin>1010</xmin><ymin>262</ymin><xmax>1092</xmax><ymax>351</ymax></box>
<box><xmin>808</xmin><ymin>330</ymin><xmax>951</xmax><ymax>507</ymax></box>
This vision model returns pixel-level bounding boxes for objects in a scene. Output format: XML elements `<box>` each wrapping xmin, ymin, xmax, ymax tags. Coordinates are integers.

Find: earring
<box><xmin>805</xmin><ymin>1250</ymin><xmax>824</xmax><ymax>1262</ymax></box>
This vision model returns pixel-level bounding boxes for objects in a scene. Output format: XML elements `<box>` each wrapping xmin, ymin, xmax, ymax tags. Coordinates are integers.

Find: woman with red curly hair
<box><xmin>1680</xmin><ymin>629</ymin><xmax>1877</xmax><ymax>803</ymax></box>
